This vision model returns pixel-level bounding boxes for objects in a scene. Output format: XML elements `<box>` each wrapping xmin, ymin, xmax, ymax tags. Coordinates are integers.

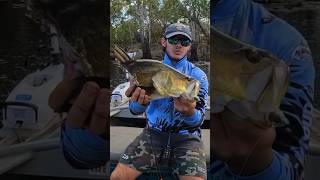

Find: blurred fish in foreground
<box><xmin>26</xmin><ymin>0</ymin><xmax>108</xmax><ymax>87</ymax></box>
<box><xmin>212</xmin><ymin>27</ymin><xmax>290</xmax><ymax>128</ymax></box>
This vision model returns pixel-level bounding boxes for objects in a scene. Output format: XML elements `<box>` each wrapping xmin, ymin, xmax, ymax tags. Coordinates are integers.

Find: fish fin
<box><xmin>112</xmin><ymin>45</ymin><xmax>132</xmax><ymax>64</ymax></box>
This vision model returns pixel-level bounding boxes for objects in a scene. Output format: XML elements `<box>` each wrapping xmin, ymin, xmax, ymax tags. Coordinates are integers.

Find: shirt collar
<box><xmin>162</xmin><ymin>53</ymin><xmax>188</xmax><ymax>68</ymax></box>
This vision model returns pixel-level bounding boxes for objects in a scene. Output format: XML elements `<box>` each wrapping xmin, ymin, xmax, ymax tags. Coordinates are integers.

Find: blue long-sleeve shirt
<box><xmin>129</xmin><ymin>53</ymin><xmax>209</xmax><ymax>135</ymax></box>
<box><xmin>210</xmin><ymin>0</ymin><xmax>315</xmax><ymax>180</ymax></box>
<box><xmin>61</xmin><ymin>121</ymin><xmax>108</xmax><ymax>169</ymax></box>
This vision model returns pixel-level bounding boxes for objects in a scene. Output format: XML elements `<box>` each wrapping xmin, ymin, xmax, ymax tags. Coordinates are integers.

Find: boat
<box><xmin>0</xmin><ymin>64</ymin><xmax>107</xmax><ymax>179</ymax></box>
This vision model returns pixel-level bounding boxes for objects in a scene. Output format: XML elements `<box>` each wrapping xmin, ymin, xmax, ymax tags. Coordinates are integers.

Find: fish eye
<box><xmin>245</xmin><ymin>50</ymin><xmax>261</xmax><ymax>64</ymax></box>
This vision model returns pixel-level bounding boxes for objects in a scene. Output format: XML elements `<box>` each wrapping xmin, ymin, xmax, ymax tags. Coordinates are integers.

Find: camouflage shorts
<box><xmin>119</xmin><ymin>127</ymin><xmax>207</xmax><ymax>179</ymax></box>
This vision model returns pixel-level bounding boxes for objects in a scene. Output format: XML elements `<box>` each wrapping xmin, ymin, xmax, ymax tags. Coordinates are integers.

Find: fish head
<box><xmin>179</xmin><ymin>79</ymin><xmax>200</xmax><ymax>101</ymax></box>
<box><xmin>212</xmin><ymin>28</ymin><xmax>290</xmax><ymax>127</ymax></box>
<box><xmin>188</xmin><ymin>79</ymin><xmax>200</xmax><ymax>101</ymax></box>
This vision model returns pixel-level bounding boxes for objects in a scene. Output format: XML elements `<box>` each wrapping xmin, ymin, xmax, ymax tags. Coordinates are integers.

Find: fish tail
<box><xmin>112</xmin><ymin>45</ymin><xmax>131</xmax><ymax>64</ymax></box>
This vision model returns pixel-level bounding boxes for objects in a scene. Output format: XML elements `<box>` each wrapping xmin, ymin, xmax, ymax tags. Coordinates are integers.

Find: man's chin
<box><xmin>171</xmin><ymin>55</ymin><xmax>184</xmax><ymax>61</ymax></box>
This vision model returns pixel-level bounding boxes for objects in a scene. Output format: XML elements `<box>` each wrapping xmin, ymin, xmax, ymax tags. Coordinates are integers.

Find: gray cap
<box><xmin>165</xmin><ymin>23</ymin><xmax>192</xmax><ymax>41</ymax></box>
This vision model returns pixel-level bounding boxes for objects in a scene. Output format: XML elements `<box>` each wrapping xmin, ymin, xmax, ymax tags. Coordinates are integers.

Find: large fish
<box><xmin>112</xmin><ymin>46</ymin><xmax>200</xmax><ymax>101</ymax></box>
<box><xmin>212</xmin><ymin>27</ymin><xmax>290</xmax><ymax>128</ymax></box>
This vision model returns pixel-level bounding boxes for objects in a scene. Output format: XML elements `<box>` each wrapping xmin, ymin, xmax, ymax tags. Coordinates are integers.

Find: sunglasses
<box><xmin>167</xmin><ymin>38</ymin><xmax>191</xmax><ymax>47</ymax></box>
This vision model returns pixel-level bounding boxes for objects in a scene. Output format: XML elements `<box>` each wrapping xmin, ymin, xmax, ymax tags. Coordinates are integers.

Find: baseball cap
<box><xmin>165</xmin><ymin>23</ymin><xmax>192</xmax><ymax>41</ymax></box>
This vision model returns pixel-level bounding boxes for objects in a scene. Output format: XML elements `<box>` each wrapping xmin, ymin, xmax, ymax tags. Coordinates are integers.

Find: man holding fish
<box><xmin>110</xmin><ymin>23</ymin><xmax>209</xmax><ymax>180</ymax></box>
<box><xmin>210</xmin><ymin>0</ymin><xmax>315</xmax><ymax>180</ymax></box>
<box><xmin>50</xmin><ymin>22</ymin><xmax>209</xmax><ymax>179</ymax></box>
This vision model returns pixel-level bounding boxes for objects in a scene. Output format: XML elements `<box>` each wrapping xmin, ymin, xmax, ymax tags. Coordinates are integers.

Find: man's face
<box><xmin>161</xmin><ymin>35</ymin><xmax>192</xmax><ymax>61</ymax></box>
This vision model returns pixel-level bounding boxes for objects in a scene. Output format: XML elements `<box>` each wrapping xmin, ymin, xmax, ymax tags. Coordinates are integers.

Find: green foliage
<box><xmin>158</xmin><ymin>0</ymin><xmax>188</xmax><ymax>25</ymax></box>
<box><xmin>111</xmin><ymin>19</ymin><xmax>139</xmax><ymax>48</ymax></box>
<box><xmin>184</xmin><ymin>0</ymin><xmax>209</xmax><ymax>20</ymax></box>
<box><xmin>111</xmin><ymin>0</ymin><xmax>210</xmax><ymax>59</ymax></box>
<box><xmin>110</xmin><ymin>0</ymin><xmax>128</xmax><ymax>25</ymax></box>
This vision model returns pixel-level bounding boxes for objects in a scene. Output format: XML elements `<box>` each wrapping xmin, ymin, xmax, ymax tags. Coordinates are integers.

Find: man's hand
<box><xmin>211</xmin><ymin>109</ymin><xmax>276</xmax><ymax>175</ymax></box>
<box><xmin>125</xmin><ymin>85</ymin><xmax>150</xmax><ymax>105</ymax></box>
<box><xmin>49</xmin><ymin>79</ymin><xmax>108</xmax><ymax>135</ymax></box>
<box><xmin>174</xmin><ymin>97</ymin><xmax>196</xmax><ymax>116</ymax></box>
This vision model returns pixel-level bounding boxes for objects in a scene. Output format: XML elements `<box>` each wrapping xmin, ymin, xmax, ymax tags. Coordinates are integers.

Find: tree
<box><xmin>111</xmin><ymin>0</ymin><xmax>210</xmax><ymax>61</ymax></box>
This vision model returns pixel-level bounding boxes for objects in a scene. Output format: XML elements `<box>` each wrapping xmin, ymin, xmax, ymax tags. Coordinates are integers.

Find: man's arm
<box><xmin>178</xmin><ymin>68</ymin><xmax>209</xmax><ymax>127</ymax></box>
<box><xmin>273</xmin><ymin>41</ymin><xmax>315</xmax><ymax>179</ymax></box>
<box><xmin>50</xmin><ymin>81</ymin><xmax>109</xmax><ymax>169</ymax></box>
<box><xmin>129</xmin><ymin>101</ymin><xmax>148</xmax><ymax>115</ymax></box>
<box><xmin>61</xmin><ymin>120</ymin><xmax>108</xmax><ymax>169</ymax></box>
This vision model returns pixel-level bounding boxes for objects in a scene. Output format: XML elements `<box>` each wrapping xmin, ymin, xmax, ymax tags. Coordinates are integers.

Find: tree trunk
<box><xmin>190</xmin><ymin>42</ymin><xmax>198</xmax><ymax>61</ymax></box>
<box><xmin>142</xmin><ymin>37</ymin><xmax>152</xmax><ymax>59</ymax></box>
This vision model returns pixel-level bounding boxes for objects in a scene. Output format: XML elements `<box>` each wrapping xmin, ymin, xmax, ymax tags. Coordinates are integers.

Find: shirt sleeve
<box><xmin>182</xmin><ymin>68</ymin><xmax>209</xmax><ymax>127</ymax></box>
<box><xmin>273</xmin><ymin>41</ymin><xmax>315</xmax><ymax>180</ymax></box>
<box><xmin>60</xmin><ymin>121</ymin><xmax>108</xmax><ymax>169</ymax></box>
<box><xmin>129</xmin><ymin>100</ymin><xmax>148</xmax><ymax>115</ymax></box>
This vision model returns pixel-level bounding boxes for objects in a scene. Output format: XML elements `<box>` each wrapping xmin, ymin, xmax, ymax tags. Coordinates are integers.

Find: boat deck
<box><xmin>110</xmin><ymin>126</ymin><xmax>211</xmax><ymax>162</ymax></box>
